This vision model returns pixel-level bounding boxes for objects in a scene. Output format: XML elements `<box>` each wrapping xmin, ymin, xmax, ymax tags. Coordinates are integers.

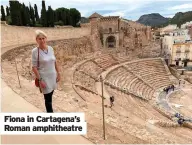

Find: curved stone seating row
<box><xmin>93</xmin><ymin>54</ymin><xmax>118</xmax><ymax>70</ymax></box>
<box><xmin>73</xmin><ymin>70</ymin><xmax>97</xmax><ymax>93</ymax></box>
<box><xmin>153</xmin><ymin>102</ymin><xmax>192</xmax><ymax>129</ymax></box>
<box><xmin>74</xmin><ymin>85</ymin><xmax>101</xmax><ymax>104</ymax></box>
<box><xmin>78</xmin><ymin>60</ymin><xmax>103</xmax><ymax>78</ymax></box>
<box><xmin>105</xmin><ymin>67</ymin><xmax>154</xmax><ymax>100</ymax></box>
<box><xmin>104</xmin><ymin>80</ymin><xmax>148</xmax><ymax>101</ymax></box>
<box><xmin>126</xmin><ymin>59</ymin><xmax>171</xmax><ymax>90</ymax></box>
<box><xmin>105</xmin><ymin>85</ymin><xmax>146</xmax><ymax>119</ymax></box>
<box><xmin>152</xmin><ymin>102</ymin><xmax>173</xmax><ymax>120</ymax></box>
<box><xmin>105</xmin><ymin>85</ymin><xmax>168</xmax><ymax>121</ymax></box>
<box><xmin>152</xmin><ymin>120</ymin><xmax>179</xmax><ymax>127</ymax></box>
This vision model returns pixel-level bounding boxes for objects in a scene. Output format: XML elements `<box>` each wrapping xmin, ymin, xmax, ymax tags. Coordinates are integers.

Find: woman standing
<box><xmin>32</xmin><ymin>30</ymin><xmax>60</xmax><ymax>113</ymax></box>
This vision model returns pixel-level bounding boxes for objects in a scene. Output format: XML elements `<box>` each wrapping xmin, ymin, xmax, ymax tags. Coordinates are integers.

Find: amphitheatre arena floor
<box><xmin>1</xmin><ymin>25</ymin><xmax>192</xmax><ymax>144</ymax></box>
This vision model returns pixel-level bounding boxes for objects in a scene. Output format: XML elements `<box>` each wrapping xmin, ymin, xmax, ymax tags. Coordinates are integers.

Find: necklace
<box><xmin>39</xmin><ymin>47</ymin><xmax>48</xmax><ymax>54</ymax></box>
<box><xmin>42</xmin><ymin>49</ymin><xmax>48</xmax><ymax>54</ymax></box>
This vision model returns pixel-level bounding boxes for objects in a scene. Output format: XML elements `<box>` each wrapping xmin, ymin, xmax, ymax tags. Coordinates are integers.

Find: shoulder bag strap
<box><xmin>37</xmin><ymin>47</ymin><xmax>42</xmax><ymax>93</ymax></box>
<box><xmin>37</xmin><ymin>47</ymin><xmax>39</xmax><ymax>69</ymax></box>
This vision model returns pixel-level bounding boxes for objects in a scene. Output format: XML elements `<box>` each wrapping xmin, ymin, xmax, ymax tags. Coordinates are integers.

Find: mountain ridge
<box><xmin>137</xmin><ymin>11</ymin><xmax>192</xmax><ymax>28</ymax></box>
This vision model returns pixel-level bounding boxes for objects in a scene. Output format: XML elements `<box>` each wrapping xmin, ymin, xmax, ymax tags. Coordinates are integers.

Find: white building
<box><xmin>160</xmin><ymin>24</ymin><xmax>177</xmax><ymax>36</ymax></box>
<box><xmin>181</xmin><ymin>21</ymin><xmax>192</xmax><ymax>29</ymax></box>
<box><xmin>162</xmin><ymin>28</ymin><xmax>191</xmax><ymax>64</ymax></box>
<box><xmin>170</xmin><ymin>29</ymin><xmax>191</xmax><ymax>43</ymax></box>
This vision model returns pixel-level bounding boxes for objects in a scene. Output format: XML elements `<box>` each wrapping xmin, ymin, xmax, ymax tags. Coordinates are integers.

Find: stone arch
<box><xmin>106</xmin><ymin>36</ymin><xmax>116</xmax><ymax>48</ymax></box>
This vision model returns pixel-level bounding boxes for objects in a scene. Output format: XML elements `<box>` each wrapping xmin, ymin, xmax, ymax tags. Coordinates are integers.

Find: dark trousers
<box><xmin>44</xmin><ymin>90</ymin><xmax>54</xmax><ymax>113</ymax></box>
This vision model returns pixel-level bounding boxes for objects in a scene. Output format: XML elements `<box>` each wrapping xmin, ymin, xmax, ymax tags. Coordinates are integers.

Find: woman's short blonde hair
<box><xmin>35</xmin><ymin>30</ymin><xmax>47</xmax><ymax>38</ymax></box>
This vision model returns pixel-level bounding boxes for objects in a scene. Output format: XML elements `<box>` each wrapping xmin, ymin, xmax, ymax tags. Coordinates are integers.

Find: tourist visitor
<box><xmin>179</xmin><ymin>79</ymin><xmax>181</xmax><ymax>86</ymax></box>
<box><xmin>110</xmin><ymin>96</ymin><xmax>115</xmax><ymax>108</ymax></box>
<box><xmin>183</xmin><ymin>80</ymin><xmax>185</xmax><ymax>86</ymax></box>
<box><xmin>166</xmin><ymin>87</ymin><xmax>169</xmax><ymax>94</ymax></box>
<box><xmin>32</xmin><ymin>30</ymin><xmax>60</xmax><ymax>113</ymax></box>
<box><xmin>178</xmin><ymin>118</ymin><xmax>185</xmax><ymax>126</ymax></box>
<box><xmin>175</xmin><ymin>113</ymin><xmax>181</xmax><ymax>118</ymax></box>
<box><xmin>171</xmin><ymin>84</ymin><xmax>175</xmax><ymax>91</ymax></box>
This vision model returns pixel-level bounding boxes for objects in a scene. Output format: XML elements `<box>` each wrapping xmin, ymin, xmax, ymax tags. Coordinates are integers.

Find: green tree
<box><xmin>66</xmin><ymin>9</ymin><xmax>70</xmax><ymax>25</ymax></box>
<box><xmin>1</xmin><ymin>5</ymin><xmax>6</xmax><ymax>21</ymax></box>
<box><xmin>69</xmin><ymin>8</ymin><xmax>81</xmax><ymax>27</ymax></box>
<box><xmin>34</xmin><ymin>4</ymin><xmax>39</xmax><ymax>22</ymax></box>
<box><xmin>21</xmin><ymin>3</ymin><xmax>27</xmax><ymax>25</ymax></box>
<box><xmin>54</xmin><ymin>11</ymin><xmax>58</xmax><ymax>22</ymax></box>
<box><xmin>55</xmin><ymin>8</ymin><xmax>70</xmax><ymax>25</ymax></box>
<box><xmin>41</xmin><ymin>0</ymin><xmax>47</xmax><ymax>27</ymax></box>
<box><xmin>29</xmin><ymin>4</ymin><xmax>35</xmax><ymax>26</ymax></box>
<box><xmin>9</xmin><ymin>1</ymin><xmax>22</xmax><ymax>25</ymax></box>
<box><xmin>25</xmin><ymin>6</ymin><xmax>31</xmax><ymax>26</ymax></box>
<box><xmin>47</xmin><ymin>6</ymin><xmax>54</xmax><ymax>27</ymax></box>
<box><xmin>6</xmin><ymin>6</ymin><xmax>10</xmax><ymax>16</ymax></box>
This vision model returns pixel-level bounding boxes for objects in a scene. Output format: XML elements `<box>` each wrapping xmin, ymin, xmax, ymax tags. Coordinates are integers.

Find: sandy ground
<box><xmin>1</xmin><ymin>44</ymin><xmax>192</xmax><ymax>144</ymax></box>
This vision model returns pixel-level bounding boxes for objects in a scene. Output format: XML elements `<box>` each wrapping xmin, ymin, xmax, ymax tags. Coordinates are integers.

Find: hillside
<box><xmin>137</xmin><ymin>11</ymin><xmax>192</xmax><ymax>28</ymax></box>
<box><xmin>137</xmin><ymin>13</ymin><xmax>169</xmax><ymax>27</ymax></box>
<box><xmin>80</xmin><ymin>17</ymin><xmax>89</xmax><ymax>23</ymax></box>
<box><xmin>169</xmin><ymin>11</ymin><xmax>192</xmax><ymax>27</ymax></box>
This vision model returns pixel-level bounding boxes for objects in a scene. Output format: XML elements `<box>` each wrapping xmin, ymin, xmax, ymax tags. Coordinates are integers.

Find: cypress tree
<box><xmin>21</xmin><ymin>3</ymin><xmax>26</xmax><ymax>25</ymax></box>
<box><xmin>41</xmin><ymin>0</ymin><xmax>47</xmax><ymax>27</ymax></box>
<box><xmin>47</xmin><ymin>6</ymin><xmax>54</xmax><ymax>27</ymax></box>
<box><xmin>54</xmin><ymin>11</ymin><xmax>58</xmax><ymax>22</ymax></box>
<box><xmin>25</xmin><ymin>6</ymin><xmax>30</xmax><ymax>26</ymax></box>
<box><xmin>6</xmin><ymin>6</ymin><xmax>10</xmax><ymax>16</ymax></box>
<box><xmin>1</xmin><ymin>5</ymin><xmax>6</xmax><ymax>21</ymax></box>
<box><xmin>66</xmin><ymin>9</ymin><xmax>70</xmax><ymax>25</ymax></box>
<box><xmin>34</xmin><ymin>4</ymin><xmax>39</xmax><ymax>22</ymax></box>
<box><xmin>29</xmin><ymin>4</ymin><xmax>35</xmax><ymax>26</ymax></box>
<box><xmin>9</xmin><ymin>1</ymin><xmax>22</xmax><ymax>25</ymax></box>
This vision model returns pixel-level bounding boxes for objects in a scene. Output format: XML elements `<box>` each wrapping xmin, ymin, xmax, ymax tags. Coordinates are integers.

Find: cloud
<box><xmin>103</xmin><ymin>11</ymin><xmax>126</xmax><ymax>17</ymax></box>
<box><xmin>164</xmin><ymin>15</ymin><xmax>174</xmax><ymax>18</ymax></box>
<box><xmin>169</xmin><ymin>3</ymin><xmax>192</xmax><ymax>10</ymax></box>
<box><xmin>2</xmin><ymin>0</ymin><xmax>192</xmax><ymax>21</ymax></box>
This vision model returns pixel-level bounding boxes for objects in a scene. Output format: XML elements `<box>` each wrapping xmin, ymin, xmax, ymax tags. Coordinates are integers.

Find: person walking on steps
<box><xmin>32</xmin><ymin>30</ymin><xmax>60</xmax><ymax>113</ymax></box>
<box><xmin>179</xmin><ymin>79</ymin><xmax>181</xmax><ymax>87</ymax></box>
<box><xmin>110</xmin><ymin>96</ymin><xmax>115</xmax><ymax>108</ymax></box>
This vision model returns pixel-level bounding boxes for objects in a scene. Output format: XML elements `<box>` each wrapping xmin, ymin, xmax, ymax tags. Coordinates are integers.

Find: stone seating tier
<box><xmin>73</xmin><ymin>71</ymin><xmax>97</xmax><ymax>93</ymax></box>
<box><xmin>94</xmin><ymin>54</ymin><xmax>118</xmax><ymax>69</ymax></box>
<box><xmin>105</xmin><ymin>67</ymin><xmax>154</xmax><ymax>100</ymax></box>
<box><xmin>78</xmin><ymin>61</ymin><xmax>103</xmax><ymax>78</ymax></box>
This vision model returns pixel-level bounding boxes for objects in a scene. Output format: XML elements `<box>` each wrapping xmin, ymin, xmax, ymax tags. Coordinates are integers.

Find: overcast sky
<box><xmin>1</xmin><ymin>0</ymin><xmax>192</xmax><ymax>21</ymax></box>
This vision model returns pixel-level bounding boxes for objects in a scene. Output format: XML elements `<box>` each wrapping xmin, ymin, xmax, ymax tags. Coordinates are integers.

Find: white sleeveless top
<box><xmin>32</xmin><ymin>46</ymin><xmax>57</xmax><ymax>94</ymax></box>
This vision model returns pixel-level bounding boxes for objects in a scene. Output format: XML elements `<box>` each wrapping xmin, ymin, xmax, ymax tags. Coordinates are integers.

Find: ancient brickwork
<box><xmin>1</xmin><ymin>24</ymin><xmax>91</xmax><ymax>48</ymax></box>
<box><xmin>48</xmin><ymin>37</ymin><xmax>93</xmax><ymax>66</ymax></box>
<box><xmin>99</xmin><ymin>17</ymin><xmax>119</xmax><ymax>33</ymax></box>
<box><xmin>80</xmin><ymin>23</ymin><xmax>91</xmax><ymax>27</ymax></box>
<box><xmin>88</xmin><ymin>13</ymin><xmax>153</xmax><ymax>54</ymax></box>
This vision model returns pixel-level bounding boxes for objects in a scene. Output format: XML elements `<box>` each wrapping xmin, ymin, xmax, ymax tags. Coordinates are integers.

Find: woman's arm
<box><xmin>55</xmin><ymin>61</ymin><xmax>60</xmax><ymax>74</ymax></box>
<box><xmin>32</xmin><ymin>66</ymin><xmax>41</xmax><ymax>80</ymax></box>
<box><xmin>55</xmin><ymin>61</ymin><xmax>61</xmax><ymax>82</ymax></box>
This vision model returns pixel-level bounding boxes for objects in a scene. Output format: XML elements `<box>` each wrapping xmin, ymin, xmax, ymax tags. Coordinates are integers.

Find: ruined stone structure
<box><xmin>3</xmin><ymin>12</ymin><xmax>192</xmax><ymax>144</ymax></box>
<box><xmin>88</xmin><ymin>12</ymin><xmax>152</xmax><ymax>52</ymax></box>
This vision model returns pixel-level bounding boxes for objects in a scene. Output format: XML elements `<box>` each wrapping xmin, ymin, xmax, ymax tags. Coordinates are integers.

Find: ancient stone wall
<box><xmin>48</xmin><ymin>37</ymin><xmax>93</xmax><ymax>65</ymax></box>
<box><xmin>80</xmin><ymin>23</ymin><xmax>91</xmax><ymax>28</ymax></box>
<box><xmin>90</xmin><ymin>18</ymin><xmax>99</xmax><ymax>35</ymax></box>
<box><xmin>1</xmin><ymin>24</ymin><xmax>91</xmax><ymax>48</ymax></box>
<box><xmin>189</xmin><ymin>26</ymin><xmax>192</xmax><ymax>39</ymax></box>
<box><xmin>99</xmin><ymin>18</ymin><xmax>119</xmax><ymax>33</ymax></box>
<box><xmin>89</xmin><ymin>18</ymin><xmax>102</xmax><ymax>51</ymax></box>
